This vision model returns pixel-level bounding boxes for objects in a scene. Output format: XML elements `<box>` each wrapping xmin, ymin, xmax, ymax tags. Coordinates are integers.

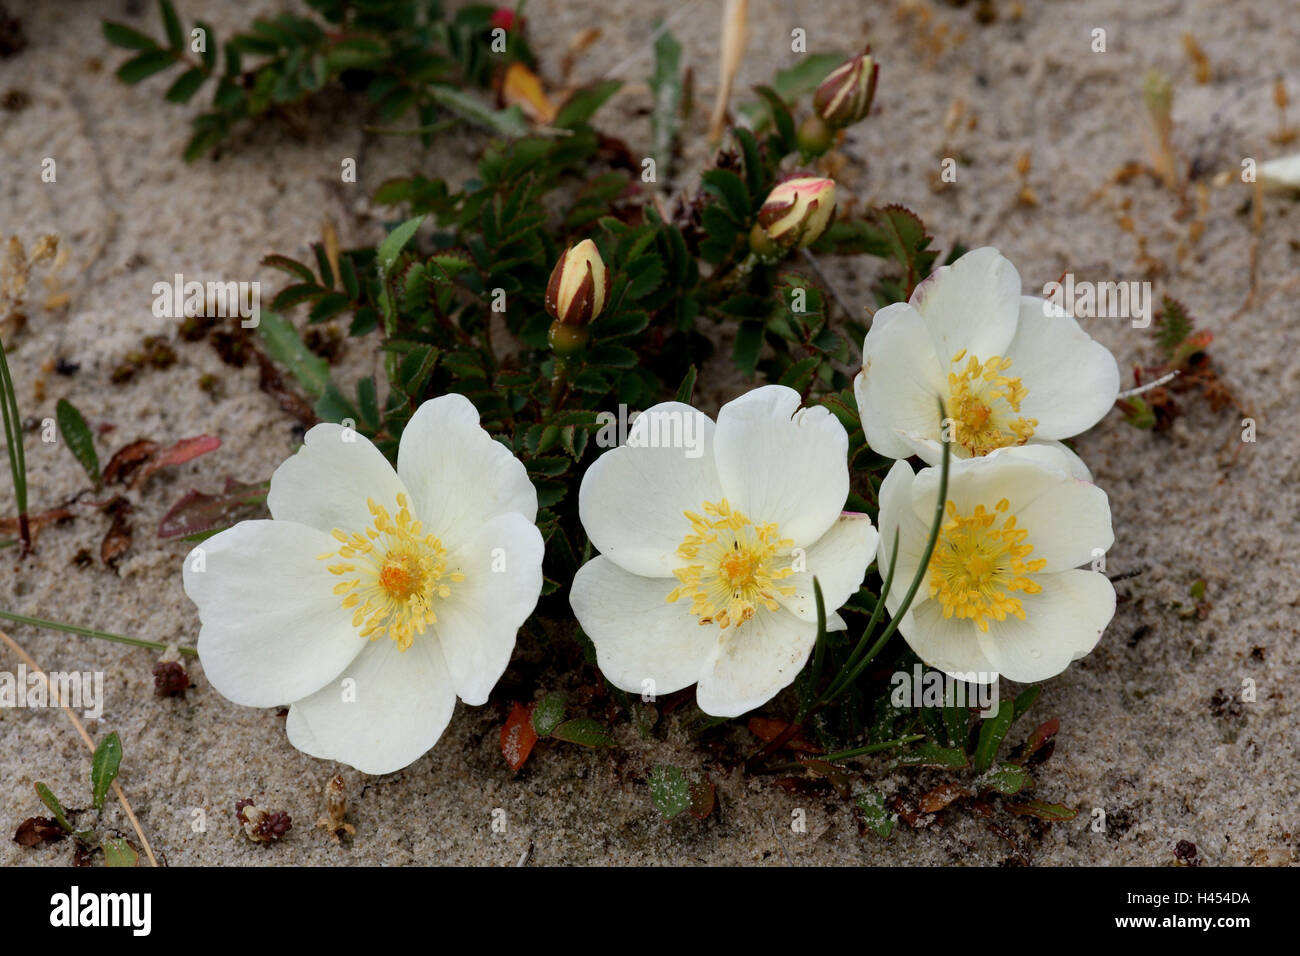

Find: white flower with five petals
<box><xmin>854</xmin><ymin>246</ymin><xmax>1119</xmax><ymax>480</ymax></box>
<box><xmin>570</xmin><ymin>386</ymin><xmax>878</xmax><ymax>718</ymax></box>
<box><xmin>183</xmin><ymin>394</ymin><xmax>544</xmax><ymax>775</ymax></box>
<box><xmin>877</xmin><ymin>445</ymin><xmax>1115</xmax><ymax>684</ymax></box>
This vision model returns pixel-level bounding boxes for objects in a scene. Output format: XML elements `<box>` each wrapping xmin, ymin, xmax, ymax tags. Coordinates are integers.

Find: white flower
<box><xmin>877</xmin><ymin>445</ymin><xmax>1115</xmax><ymax>684</ymax></box>
<box><xmin>854</xmin><ymin>246</ymin><xmax>1119</xmax><ymax>480</ymax></box>
<box><xmin>183</xmin><ymin>394</ymin><xmax>543</xmax><ymax>775</ymax></box>
<box><xmin>570</xmin><ymin>385</ymin><xmax>878</xmax><ymax>718</ymax></box>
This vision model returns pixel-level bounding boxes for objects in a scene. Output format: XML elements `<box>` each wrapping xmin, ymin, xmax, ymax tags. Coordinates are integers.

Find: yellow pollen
<box><xmin>665</xmin><ymin>499</ymin><xmax>797</xmax><ymax>630</ymax></box>
<box><xmin>318</xmin><ymin>492</ymin><xmax>465</xmax><ymax>651</ymax></box>
<box><xmin>926</xmin><ymin>497</ymin><xmax>1047</xmax><ymax>632</ymax></box>
<box><xmin>947</xmin><ymin>350</ymin><xmax>1037</xmax><ymax>456</ymax></box>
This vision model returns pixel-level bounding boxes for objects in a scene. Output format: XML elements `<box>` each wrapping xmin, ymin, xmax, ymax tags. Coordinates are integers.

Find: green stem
<box><xmin>0</xmin><ymin>610</ymin><xmax>197</xmax><ymax>656</ymax></box>
<box><xmin>0</xmin><ymin>334</ymin><xmax>29</xmax><ymax>555</ymax></box>
<box><xmin>819</xmin><ymin>734</ymin><xmax>925</xmax><ymax>763</ymax></box>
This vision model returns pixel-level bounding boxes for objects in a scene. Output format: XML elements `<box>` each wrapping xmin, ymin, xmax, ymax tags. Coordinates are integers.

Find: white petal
<box><xmin>898</xmin><ymin>599</ymin><xmax>1000</xmax><ymax>678</ymax></box>
<box><xmin>187</xmin><ymin>520</ymin><xmax>364</xmax><ymax>708</ymax></box>
<box><xmin>713</xmin><ymin>385</ymin><xmax>849</xmax><ymax>546</ymax></box>
<box><xmin>397</xmin><ymin>394</ymin><xmax>537</xmax><ymax>545</ymax></box>
<box><xmin>876</xmin><ymin>460</ymin><xmax>933</xmax><ymax>615</ymax></box>
<box><xmin>778</xmin><ymin>512</ymin><xmax>878</xmax><ymax>622</ymax></box>
<box><xmin>978</xmin><ymin>570</ymin><xmax>1115</xmax><ymax>682</ymax></box>
<box><xmin>267</xmin><ymin>423</ymin><xmax>408</xmax><ymax>536</ymax></box>
<box><xmin>909</xmin><ymin>246</ymin><xmax>1021</xmax><ymax>363</ymax></box>
<box><xmin>285</xmin><ymin>634</ymin><xmax>456</xmax><ymax>775</ymax></box>
<box><xmin>434</xmin><ymin>512</ymin><xmax>544</xmax><ymax>705</ymax></box>
<box><xmin>1016</xmin><ymin>473</ymin><xmax>1114</xmax><ymax>571</ymax></box>
<box><xmin>569</xmin><ymin>556</ymin><xmax>713</xmax><ymax>696</ymax></box>
<box><xmin>578</xmin><ymin>402</ymin><xmax>721</xmax><ymax>577</ymax></box>
<box><xmin>912</xmin><ymin>446</ymin><xmax>1066</xmax><ymax>525</ymax></box>
<box><xmin>855</xmin><ymin>303</ymin><xmax>946</xmax><ymax>459</ymax></box>
<box><xmin>694</xmin><ymin>609</ymin><xmax>818</xmax><ymax>717</ymax></box>
<box><xmin>1005</xmin><ymin>296</ymin><xmax>1120</xmax><ymax>439</ymax></box>
<box><xmin>1024</xmin><ymin>439</ymin><xmax>1092</xmax><ymax>481</ymax></box>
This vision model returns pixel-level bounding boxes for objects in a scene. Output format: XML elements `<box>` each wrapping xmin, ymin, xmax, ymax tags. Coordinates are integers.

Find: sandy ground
<box><xmin>1</xmin><ymin>0</ymin><xmax>1297</xmax><ymax>866</ymax></box>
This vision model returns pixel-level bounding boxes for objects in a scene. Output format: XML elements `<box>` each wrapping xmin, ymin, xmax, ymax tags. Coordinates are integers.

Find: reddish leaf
<box><xmin>1014</xmin><ymin>717</ymin><xmax>1060</xmax><ymax>766</ymax></box>
<box><xmin>797</xmin><ymin>757</ymin><xmax>853</xmax><ymax>798</ymax></box>
<box><xmin>501</xmin><ymin>702</ymin><xmax>538</xmax><ymax>773</ymax></box>
<box><xmin>13</xmin><ymin>817</ymin><xmax>65</xmax><ymax>847</ymax></box>
<box><xmin>918</xmin><ymin>783</ymin><xmax>972</xmax><ymax>814</ymax></box>
<box><xmin>158</xmin><ymin>478</ymin><xmax>268</xmax><ymax>539</ymax></box>
<box><xmin>103</xmin><ymin>440</ymin><xmax>159</xmax><ymax>485</ymax></box>
<box><xmin>747</xmin><ymin>716</ymin><xmax>822</xmax><ymax>753</ymax></box>
<box><xmin>688</xmin><ymin>777</ymin><xmax>716</xmax><ymax>820</ymax></box>
<box><xmin>131</xmin><ymin>435</ymin><xmax>221</xmax><ymax>488</ymax></box>
<box><xmin>100</xmin><ymin>498</ymin><xmax>133</xmax><ymax>565</ymax></box>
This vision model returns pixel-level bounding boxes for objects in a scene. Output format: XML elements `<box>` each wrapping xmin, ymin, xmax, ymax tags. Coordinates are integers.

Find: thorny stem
<box><xmin>0</xmin><ymin>610</ymin><xmax>198</xmax><ymax>657</ymax></box>
<box><xmin>0</xmin><ymin>628</ymin><xmax>160</xmax><ymax>866</ymax></box>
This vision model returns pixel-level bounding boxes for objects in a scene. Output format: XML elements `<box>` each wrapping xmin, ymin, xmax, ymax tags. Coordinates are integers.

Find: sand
<box><xmin>1</xmin><ymin>0</ymin><xmax>1297</xmax><ymax>866</ymax></box>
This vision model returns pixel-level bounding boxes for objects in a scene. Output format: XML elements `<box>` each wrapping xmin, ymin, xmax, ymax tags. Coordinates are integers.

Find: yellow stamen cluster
<box><xmin>665</xmin><ymin>499</ymin><xmax>796</xmax><ymax>630</ymax></box>
<box><xmin>318</xmin><ymin>493</ymin><xmax>464</xmax><ymax>651</ymax></box>
<box><xmin>927</xmin><ymin>497</ymin><xmax>1047</xmax><ymax>632</ymax></box>
<box><xmin>947</xmin><ymin>349</ymin><xmax>1037</xmax><ymax>456</ymax></box>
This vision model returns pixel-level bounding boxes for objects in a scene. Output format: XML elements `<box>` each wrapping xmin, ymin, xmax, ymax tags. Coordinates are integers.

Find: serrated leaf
<box><xmin>857</xmin><ymin>790</ymin><xmax>895</xmax><ymax>838</ymax></box>
<box><xmin>102</xmin><ymin>837</ymin><xmax>140</xmax><ymax>867</ymax></box>
<box><xmin>91</xmin><ymin>731</ymin><xmax>123</xmax><ymax>815</ymax></box>
<box><xmin>55</xmin><ymin>399</ymin><xmax>99</xmax><ymax>486</ymax></box>
<box><xmin>164</xmin><ymin>67</ymin><xmax>206</xmax><ymax>103</ymax></box>
<box><xmin>550</xmin><ymin>718</ymin><xmax>614</xmax><ymax>748</ymax></box>
<box><xmin>116</xmin><ymin>49</ymin><xmax>178</xmax><ymax>84</ymax></box>
<box><xmin>648</xmin><ymin>765</ymin><xmax>692</xmax><ymax>819</ymax></box>
<box><xmin>103</xmin><ymin>21</ymin><xmax>159</xmax><ymax>51</ymax></box>
<box><xmin>531</xmin><ymin>693</ymin><xmax>567</xmax><ymax>737</ymax></box>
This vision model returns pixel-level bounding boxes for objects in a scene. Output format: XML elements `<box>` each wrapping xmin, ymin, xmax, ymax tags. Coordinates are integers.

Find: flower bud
<box><xmin>756</xmin><ymin>176</ymin><xmax>837</xmax><ymax>252</ymax></box>
<box><xmin>812</xmin><ymin>48</ymin><xmax>877</xmax><ymax>129</ymax></box>
<box><xmin>545</xmin><ymin>239</ymin><xmax>606</xmax><ymax>326</ymax></box>
<box><xmin>548</xmin><ymin>320</ymin><xmax>589</xmax><ymax>355</ymax></box>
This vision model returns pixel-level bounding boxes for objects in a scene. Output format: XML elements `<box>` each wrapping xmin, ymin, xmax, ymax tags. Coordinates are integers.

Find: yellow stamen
<box><xmin>926</xmin><ymin>497</ymin><xmax>1047</xmax><ymax>632</ymax></box>
<box><xmin>318</xmin><ymin>492</ymin><xmax>465</xmax><ymax>652</ymax></box>
<box><xmin>947</xmin><ymin>351</ymin><xmax>1037</xmax><ymax>456</ymax></box>
<box><xmin>666</xmin><ymin>498</ymin><xmax>797</xmax><ymax>630</ymax></box>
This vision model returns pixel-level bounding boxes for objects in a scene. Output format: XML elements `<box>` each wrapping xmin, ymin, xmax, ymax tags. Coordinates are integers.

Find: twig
<box><xmin>0</xmin><ymin>628</ymin><xmax>160</xmax><ymax>866</ymax></box>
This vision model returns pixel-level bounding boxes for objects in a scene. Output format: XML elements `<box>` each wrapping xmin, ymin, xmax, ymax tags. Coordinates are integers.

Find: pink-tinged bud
<box><xmin>545</xmin><ymin>239</ymin><xmax>606</xmax><ymax>326</ymax></box>
<box><xmin>757</xmin><ymin>176</ymin><xmax>837</xmax><ymax>251</ymax></box>
<box><xmin>490</xmin><ymin>8</ymin><xmax>516</xmax><ymax>31</ymax></box>
<box><xmin>813</xmin><ymin>48</ymin><xmax>878</xmax><ymax>128</ymax></box>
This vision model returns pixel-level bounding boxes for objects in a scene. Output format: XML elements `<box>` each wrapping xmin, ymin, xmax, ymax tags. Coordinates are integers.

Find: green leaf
<box><xmin>103</xmin><ymin>21</ymin><xmax>160</xmax><ymax>51</ymax></box>
<box><xmin>1007</xmin><ymin>800</ymin><xmax>1078</xmax><ymax>822</ymax></box>
<box><xmin>752</xmin><ymin>85</ymin><xmax>795</xmax><ymax>151</ymax></box>
<box><xmin>972</xmin><ymin>698</ymin><xmax>1015</xmax><ymax>772</ymax></box>
<box><xmin>261</xmin><ymin>254</ymin><xmax>316</xmax><ymax>284</ymax></box>
<box><xmin>116</xmin><ymin>49</ymin><xmax>178</xmax><ymax>84</ymax></box>
<box><xmin>377</xmin><ymin>215</ymin><xmax>425</xmax><ymax>274</ymax></box>
<box><xmin>978</xmin><ymin>762</ymin><xmax>1033</xmax><ymax>796</ymax></box>
<box><xmin>257</xmin><ymin>311</ymin><xmax>330</xmax><ymax>400</ymax></box>
<box><xmin>102</xmin><ymin>837</ymin><xmax>140</xmax><ymax>867</ymax></box>
<box><xmin>55</xmin><ymin>399</ymin><xmax>99</xmax><ymax>486</ymax></box>
<box><xmin>531</xmin><ymin>693</ymin><xmax>567</xmax><ymax>737</ymax></box>
<box><xmin>674</xmin><ymin>365</ymin><xmax>698</xmax><ymax>404</ymax></box>
<box><xmin>91</xmin><ymin>731</ymin><xmax>123</xmax><ymax>815</ymax></box>
<box><xmin>702</xmin><ymin>169</ymin><xmax>751</xmax><ymax>222</ymax></box>
<box><xmin>857</xmin><ymin>790</ymin><xmax>895</xmax><ymax>838</ymax></box>
<box><xmin>648</xmin><ymin>765</ymin><xmax>692</xmax><ymax>819</ymax></box>
<box><xmin>897</xmin><ymin>742</ymin><xmax>970</xmax><ymax>769</ymax></box>
<box><xmin>777</xmin><ymin>356</ymin><xmax>819</xmax><ymax>393</ymax></box>
<box><xmin>194</xmin><ymin>20</ymin><xmax>217</xmax><ymax>70</ymax></box>
<box><xmin>550</xmin><ymin>718</ymin><xmax>615</xmax><ymax>748</ymax></box>
<box><xmin>164</xmin><ymin>67</ymin><xmax>206</xmax><ymax>103</ymax></box>
<box><xmin>35</xmin><ymin>783</ymin><xmax>76</xmax><ymax>833</ymax></box>
<box><xmin>649</xmin><ymin>28</ymin><xmax>682</xmax><ymax>170</ymax></box>
<box><xmin>733</xmin><ymin>321</ymin><xmax>763</xmax><ymax>378</ymax></box>
<box><xmin>427</xmin><ymin>85</ymin><xmax>530</xmax><ymax>138</ymax></box>
<box><xmin>1012</xmin><ymin>684</ymin><xmax>1041</xmax><ymax>722</ymax></box>
<box><xmin>159</xmin><ymin>0</ymin><xmax>184</xmax><ymax>49</ymax></box>
<box><xmin>555</xmin><ymin>80</ymin><xmax>622</xmax><ymax>128</ymax></box>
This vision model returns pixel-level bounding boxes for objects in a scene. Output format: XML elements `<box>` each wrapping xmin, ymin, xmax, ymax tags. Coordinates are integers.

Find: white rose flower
<box><xmin>877</xmin><ymin>445</ymin><xmax>1115</xmax><ymax>684</ymax></box>
<box><xmin>570</xmin><ymin>385</ymin><xmax>878</xmax><ymax>718</ymax></box>
<box><xmin>854</xmin><ymin>246</ymin><xmax>1119</xmax><ymax>480</ymax></box>
<box><xmin>183</xmin><ymin>394</ymin><xmax>544</xmax><ymax>775</ymax></box>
